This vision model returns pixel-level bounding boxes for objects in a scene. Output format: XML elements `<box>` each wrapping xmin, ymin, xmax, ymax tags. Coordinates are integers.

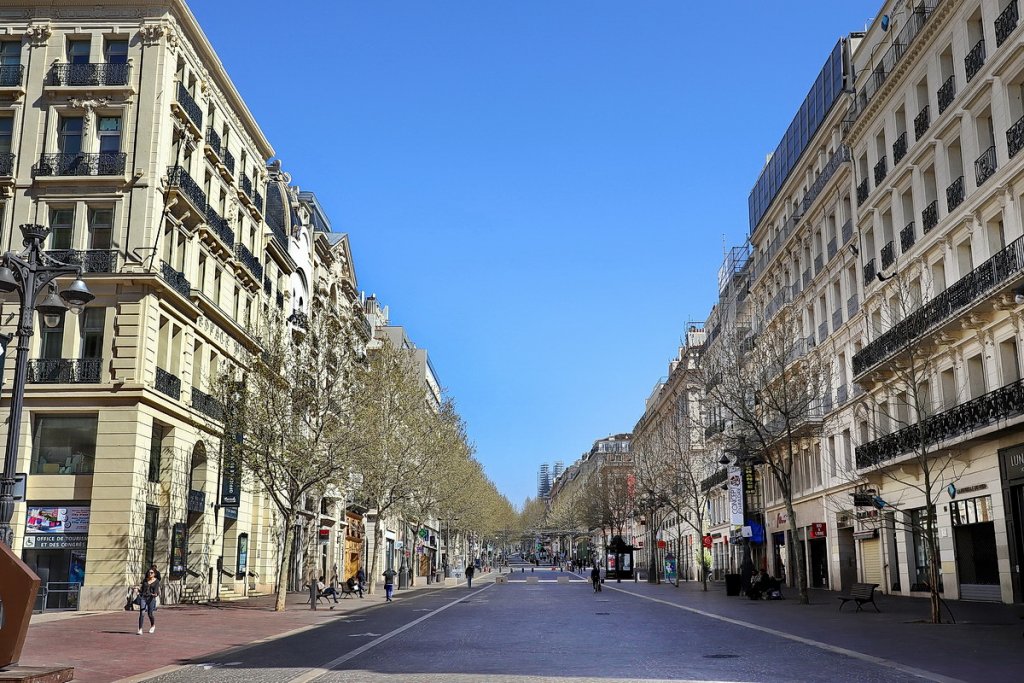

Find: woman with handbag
<box><xmin>137</xmin><ymin>568</ymin><xmax>160</xmax><ymax>635</ymax></box>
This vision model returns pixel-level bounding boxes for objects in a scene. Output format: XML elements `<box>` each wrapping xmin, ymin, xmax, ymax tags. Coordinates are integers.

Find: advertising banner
<box><xmin>170</xmin><ymin>523</ymin><xmax>187</xmax><ymax>577</ymax></box>
<box><xmin>25</xmin><ymin>507</ymin><xmax>90</xmax><ymax>534</ymax></box>
<box><xmin>728</xmin><ymin>467</ymin><xmax>744</xmax><ymax>527</ymax></box>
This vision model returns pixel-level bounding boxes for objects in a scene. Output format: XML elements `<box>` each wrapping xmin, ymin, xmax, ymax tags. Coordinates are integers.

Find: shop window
<box><xmin>32</xmin><ymin>414</ymin><xmax>97</xmax><ymax>474</ymax></box>
<box><xmin>148</xmin><ymin>422</ymin><xmax>165</xmax><ymax>483</ymax></box>
<box><xmin>909</xmin><ymin>506</ymin><xmax>942</xmax><ymax>592</ymax></box>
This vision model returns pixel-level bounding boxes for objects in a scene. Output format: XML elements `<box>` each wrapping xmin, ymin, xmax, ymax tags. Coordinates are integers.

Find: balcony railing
<box><xmin>946</xmin><ymin>175</ymin><xmax>965</xmax><ymax>213</ymax></box>
<box><xmin>204</xmin><ymin>204</ymin><xmax>235</xmax><ymax>247</ymax></box>
<box><xmin>45</xmin><ymin>249</ymin><xmax>117</xmax><ymax>273</ymax></box>
<box><xmin>847</xmin><ymin>294</ymin><xmax>859</xmax><ymax>319</ymax></box>
<box><xmin>166</xmin><ymin>165</ymin><xmax>207</xmax><ymax>213</ymax></box>
<box><xmin>223</xmin><ymin>148</ymin><xmax>235</xmax><ymax>175</ymax></box>
<box><xmin>205</xmin><ymin>127</ymin><xmax>223</xmax><ymax>157</ymax></box>
<box><xmin>33</xmin><ymin>152</ymin><xmax>126</xmax><ymax>177</ymax></box>
<box><xmin>975</xmin><ymin>145</ymin><xmax>997</xmax><ymax>187</ymax></box>
<box><xmin>814</xmin><ymin>254</ymin><xmax>823</xmax><ymax>274</ymax></box>
<box><xmin>27</xmin><ymin>358</ymin><xmax>101</xmax><ymax>384</ymax></box>
<box><xmin>191</xmin><ymin>386</ymin><xmax>224</xmax><ymax>421</ymax></box>
<box><xmin>937</xmin><ymin>75</ymin><xmax>956</xmax><ymax>115</ymax></box>
<box><xmin>914</xmin><ymin>105</ymin><xmax>930</xmax><ymax>141</ymax></box>
<box><xmin>160</xmin><ymin>260</ymin><xmax>191</xmax><ymax>298</ymax></box>
<box><xmin>922</xmin><ymin>199</ymin><xmax>939</xmax><ymax>234</ymax></box>
<box><xmin>1008</xmin><ymin>114</ymin><xmax>1024</xmax><ymax>159</ymax></box>
<box><xmin>254</xmin><ymin>190</ymin><xmax>264</xmax><ymax>214</ymax></box>
<box><xmin>801</xmin><ymin>145</ymin><xmax>850</xmax><ymax>215</ymax></box>
<box><xmin>49</xmin><ymin>62</ymin><xmax>130</xmax><ymax>87</ymax></box>
<box><xmin>900</xmin><ymin>221</ymin><xmax>916</xmax><ymax>253</ymax></box>
<box><xmin>856</xmin><ymin>377</ymin><xmax>1024</xmax><ymax>468</ymax></box>
<box><xmin>818</xmin><ymin>321</ymin><xmax>829</xmax><ymax>342</ymax></box>
<box><xmin>832</xmin><ymin>309</ymin><xmax>843</xmax><ymax>331</ymax></box>
<box><xmin>0</xmin><ymin>152</ymin><xmax>14</xmax><ymax>176</ymax></box>
<box><xmin>235</xmin><ymin>243</ymin><xmax>264</xmax><ymax>281</ymax></box>
<box><xmin>853</xmin><ymin>234</ymin><xmax>1024</xmax><ymax>376</ymax></box>
<box><xmin>863</xmin><ymin>258</ymin><xmax>876</xmax><ymax>286</ymax></box>
<box><xmin>965</xmin><ymin>39</ymin><xmax>986</xmax><ymax>83</ymax></box>
<box><xmin>827</xmin><ymin>237</ymin><xmax>837</xmax><ymax>261</ymax></box>
<box><xmin>288</xmin><ymin>310</ymin><xmax>310</xmax><ymax>330</ymax></box>
<box><xmin>874</xmin><ymin>156</ymin><xmax>888</xmax><ymax>186</ymax></box>
<box><xmin>842</xmin><ymin>219</ymin><xmax>854</xmax><ymax>244</ymax></box>
<box><xmin>155</xmin><ymin>366</ymin><xmax>181</xmax><ymax>400</ymax></box>
<box><xmin>240</xmin><ymin>173</ymin><xmax>253</xmax><ymax>199</ymax></box>
<box><xmin>893</xmin><ymin>131</ymin><xmax>908</xmax><ymax>165</ymax></box>
<box><xmin>0</xmin><ymin>64</ymin><xmax>24</xmax><ymax>87</ymax></box>
<box><xmin>175</xmin><ymin>82</ymin><xmax>202</xmax><ymax>128</ymax></box>
<box><xmin>802</xmin><ymin>269</ymin><xmax>811</xmax><ymax>288</ymax></box>
<box><xmin>881</xmin><ymin>240</ymin><xmax>895</xmax><ymax>269</ymax></box>
<box><xmin>996</xmin><ymin>0</ymin><xmax>1020</xmax><ymax>47</ymax></box>
<box><xmin>856</xmin><ymin>178</ymin><xmax>870</xmax><ymax>206</ymax></box>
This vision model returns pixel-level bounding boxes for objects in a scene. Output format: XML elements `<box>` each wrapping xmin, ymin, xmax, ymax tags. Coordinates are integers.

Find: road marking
<box><xmin>607</xmin><ymin>586</ymin><xmax>966</xmax><ymax>683</ymax></box>
<box><xmin>348</xmin><ymin>632</ymin><xmax>381</xmax><ymax>637</ymax></box>
<box><xmin>287</xmin><ymin>584</ymin><xmax>494</xmax><ymax>683</ymax></box>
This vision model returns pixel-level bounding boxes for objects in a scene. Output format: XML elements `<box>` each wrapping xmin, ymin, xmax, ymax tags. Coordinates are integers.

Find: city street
<box><xmin>122</xmin><ymin>565</ymin><xmax>1018</xmax><ymax>683</ymax></box>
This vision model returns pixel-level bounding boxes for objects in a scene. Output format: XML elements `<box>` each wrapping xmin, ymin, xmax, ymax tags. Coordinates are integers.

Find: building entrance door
<box><xmin>952</xmin><ymin>495</ymin><xmax>1000</xmax><ymax>602</ymax></box>
<box><xmin>1011</xmin><ymin>484</ymin><xmax>1024</xmax><ymax>601</ymax></box>
<box><xmin>809</xmin><ymin>538</ymin><xmax>829</xmax><ymax>588</ymax></box>
<box><xmin>861</xmin><ymin>538</ymin><xmax>882</xmax><ymax>586</ymax></box>
<box><xmin>837</xmin><ymin>527</ymin><xmax>857</xmax><ymax>591</ymax></box>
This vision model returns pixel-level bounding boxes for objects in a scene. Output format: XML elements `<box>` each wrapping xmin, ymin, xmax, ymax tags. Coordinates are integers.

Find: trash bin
<box><xmin>725</xmin><ymin>573</ymin><xmax>742</xmax><ymax>596</ymax></box>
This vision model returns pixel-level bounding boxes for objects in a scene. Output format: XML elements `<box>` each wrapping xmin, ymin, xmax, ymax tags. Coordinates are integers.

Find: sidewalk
<box><xmin>603</xmin><ymin>577</ymin><xmax>1022</xmax><ymax>683</ymax></box>
<box><xmin>16</xmin><ymin>578</ymin><xmax>459</xmax><ymax>683</ymax></box>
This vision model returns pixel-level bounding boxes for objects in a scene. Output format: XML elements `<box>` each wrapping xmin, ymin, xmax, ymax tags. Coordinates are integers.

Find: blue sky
<box><xmin>190</xmin><ymin>1</ymin><xmax>878</xmax><ymax>506</ymax></box>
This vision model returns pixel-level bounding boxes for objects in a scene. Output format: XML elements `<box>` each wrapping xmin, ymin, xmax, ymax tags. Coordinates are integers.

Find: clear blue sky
<box><xmin>190</xmin><ymin>1</ymin><xmax>878</xmax><ymax>507</ymax></box>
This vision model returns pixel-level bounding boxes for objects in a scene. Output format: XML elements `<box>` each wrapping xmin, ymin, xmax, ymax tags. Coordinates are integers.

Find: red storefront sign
<box><xmin>809</xmin><ymin>522</ymin><xmax>827</xmax><ymax>538</ymax></box>
<box><xmin>702</xmin><ymin>535</ymin><xmax>713</xmax><ymax>548</ymax></box>
<box><xmin>657</xmin><ymin>540</ymin><xmax>666</xmax><ymax>549</ymax></box>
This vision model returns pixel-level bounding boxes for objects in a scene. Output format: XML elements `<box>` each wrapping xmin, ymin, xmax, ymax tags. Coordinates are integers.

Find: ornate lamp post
<box><xmin>0</xmin><ymin>223</ymin><xmax>94</xmax><ymax>547</ymax></box>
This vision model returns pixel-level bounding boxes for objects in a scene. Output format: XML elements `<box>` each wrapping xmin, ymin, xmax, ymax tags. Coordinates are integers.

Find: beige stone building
<box><xmin>0</xmin><ymin>0</ymin><xmax>365</xmax><ymax>610</ymax></box>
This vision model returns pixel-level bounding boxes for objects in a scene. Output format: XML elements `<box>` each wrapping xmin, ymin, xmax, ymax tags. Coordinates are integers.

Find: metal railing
<box><xmin>975</xmin><ymin>145</ymin><xmax>997</xmax><ymax>187</ymax></box>
<box><xmin>893</xmin><ymin>131</ymin><xmax>908</xmax><ymax>165</ymax></box>
<box><xmin>191</xmin><ymin>386</ymin><xmax>224</xmax><ymax>421</ymax></box>
<box><xmin>946</xmin><ymin>175</ymin><xmax>965</xmax><ymax>213</ymax></box>
<box><xmin>827</xmin><ymin>237</ymin><xmax>838</xmax><ymax>260</ymax></box>
<box><xmin>814</xmin><ymin>253</ymin><xmax>823</xmax><ymax>274</ymax></box>
<box><xmin>800</xmin><ymin>145</ymin><xmax>850</xmax><ymax>215</ymax></box>
<box><xmin>235</xmin><ymin>243</ymin><xmax>264</xmax><ymax>281</ymax></box>
<box><xmin>856</xmin><ymin>177</ymin><xmax>870</xmax><ymax>206</ymax></box>
<box><xmin>205</xmin><ymin>127</ymin><xmax>223</xmax><ymax>157</ymax></box>
<box><xmin>847</xmin><ymin>293</ymin><xmax>859</xmax><ymax>319</ymax></box>
<box><xmin>223</xmin><ymin>148</ymin><xmax>235</xmax><ymax>175</ymax></box>
<box><xmin>160</xmin><ymin>260</ymin><xmax>191</xmax><ymax>298</ymax></box>
<box><xmin>856</xmin><ymin>376</ymin><xmax>1024</xmax><ymax>468</ymax></box>
<box><xmin>874</xmin><ymin>156</ymin><xmax>888</xmax><ymax>186</ymax></box>
<box><xmin>914</xmin><ymin>105</ymin><xmax>930</xmax><ymax>141</ymax></box>
<box><xmin>0</xmin><ymin>64</ymin><xmax>24</xmax><ymax>87</ymax></box>
<box><xmin>45</xmin><ymin>249</ymin><xmax>117</xmax><ymax>273</ymax></box>
<box><xmin>33</xmin><ymin>152</ymin><xmax>126</xmax><ymax>177</ymax></box>
<box><xmin>240</xmin><ymin>173</ymin><xmax>253</xmax><ymax>199</ymax></box>
<box><xmin>1009</xmin><ymin>114</ymin><xmax>1024</xmax><ymax>159</ymax></box>
<box><xmin>937</xmin><ymin>75</ymin><xmax>956</xmax><ymax>115</ymax></box>
<box><xmin>204</xmin><ymin>204</ymin><xmax>235</xmax><ymax>247</ymax></box>
<box><xmin>863</xmin><ymin>258</ymin><xmax>876</xmax><ymax>286</ymax></box>
<box><xmin>818</xmin><ymin>321</ymin><xmax>829</xmax><ymax>343</ymax></box>
<box><xmin>27</xmin><ymin>358</ymin><xmax>101</xmax><ymax>384</ymax></box>
<box><xmin>965</xmin><ymin>39</ymin><xmax>986</xmax><ymax>82</ymax></box>
<box><xmin>254</xmin><ymin>190</ymin><xmax>264</xmax><ymax>213</ymax></box>
<box><xmin>49</xmin><ymin>62</ymin><xmax>130</xmax><ymax>87</ymax></box>
<box><xmin>842</xmin><ymin>218</ymin><xmax>854</xmax><ymax>244</ymax></box>
<box><xmin>900</xmin><ymin>221</ymin><xmax>916</xmax><ymax>253</ymax></box>
<box><xmin>881</xmin><ymin>240</ymin><xmax>896</xmax><ymax>269</ymax></box>
<box><xmin>166</xmin><ymin>165</ymin><xmax>208</xmax><ymax>212</ymax></box>
<box><xmin>155</xmin><ymin>366</ymin><xmax>181</xmax><ymax>400</ymax></box>
<box><xmin>996</xmin><ymin>0</ymin><xmax>1019</xmax><ymax>47</ymax></box>
<box><xmin>853</xmin><ymin>234</ymin><xmax>1024</xmax><ymax>376</ymax></box>
<box><xmin>832</xmin><ymin>309</ymin><xmax>843</xmax><ymax>331</ymax></box>
<box><xmin>176</xmin><ymin>82</ymin><xmax>203</xmax><ymax>127</ymax></box>
<box><xmin>922</xmin><ymin>199</ymin><xmax>939</xmax><ymax>234</ymax></box>
<box><xmin>0</xmin><ymin>152</ymin><xmax>14</xmax><ymax>176</ymax></box>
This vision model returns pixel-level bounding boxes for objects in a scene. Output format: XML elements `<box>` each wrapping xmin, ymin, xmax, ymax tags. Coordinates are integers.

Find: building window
<box><xmin>909</xmin><ymin>506</ymin><xmax>941</xmax><ymax>592</ymax></box>
<box><xmin>950</xmin><ymin>496</ymin><xmax>994</xmax><ymax>526</ymax></box>
<box><xmin>66</xmin><ymin>39</ymin><xmax>90</xmax><ymax>64</ymax></box>
<box><xmin>57</xmin><ymin>116</ymin><xmax>84</xmax><ymax>154</ymax></box>
<box><xmin>38</xmin><ymin>309</ymin><xmax>65</xmax><ymax>360</ymax></box>
<box><xmin>31</xmin><ymin>414</ymin><xmax>98</xmax><ymax>474</ymax></box>
<box><xmin>143</xmin><ymin>505</ymin><xmax>159</xmax><ymax>572</ymax></box>
<box><xmin>97</xmin><ymin>116</ymin><xmax>121</xmax><ymax>154</ymax></box>
<box><xmin>104</xmin><ymin>39</ymin><xmax>128</xmax><ymax>64</ymax></box>
<box><xmin>0</xmin><ymin>41</ymin><xmax>20</xmax><ymax>67</ymax></box>
<box><xmin>87</xmin><ymin>207</ymin><xmax>113</xmax><ymax>249</ymax></box>
<box><xmin>148</xmin><ymin>423</ymin><xmax>165</xmax><ymax>483</ymax></box>
<box><xmin>49</xmin><ymin>207</ymin><xmax>74</xmax><ymax>250</ymax></box>
<box><xmin>0</xmin><ymin>114</ymin><xmax>12</xmax><ymax>155</ymax></box>
<box><xmin>79</xmin><ymin>307</ymin><xmax>104</xmax><ymax>358</ymax></box>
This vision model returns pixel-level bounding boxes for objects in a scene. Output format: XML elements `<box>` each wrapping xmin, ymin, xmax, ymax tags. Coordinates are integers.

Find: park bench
<box><xmin>837</xmin><ymin>582</ymin><xmax>880</xmax><ymax>612</ymax></box>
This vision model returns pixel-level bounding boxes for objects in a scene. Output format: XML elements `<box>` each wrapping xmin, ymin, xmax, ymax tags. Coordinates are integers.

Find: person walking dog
<box><xmin>137</xmin><ymin>568</ymin><xmax>160</xmax><ymax>634</ymax></box>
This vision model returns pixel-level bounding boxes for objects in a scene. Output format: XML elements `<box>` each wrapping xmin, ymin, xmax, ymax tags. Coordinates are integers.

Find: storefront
<box><xmin>1000</xmin><ymin>444</ymin><xmax>1024</xmax><ymax>603</ymax></box>
<box><xmin>22</xmin><ymin>505</ymin><xmax>90</xmax><ymax>611</ymax></box>
<box><xmin>765</xmin><ymin>499</ymin><xmax>828</xmax><ymax>588</ymax></box>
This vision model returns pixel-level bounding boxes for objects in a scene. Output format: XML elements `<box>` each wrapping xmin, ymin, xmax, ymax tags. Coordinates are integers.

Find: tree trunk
<box><xmin>366</xmin><ymin>514</ymin><xmax>384</xmax><ymax>596</ymax></box>
<box><xmin>275</xmin><ymin>515</ymin><xmax>295</xmax><ymax>612</ymax></box>
<box><xmin>784</xmin><ymin>496</ymin><xmax>809</xmax><ymax>604</ymax></box>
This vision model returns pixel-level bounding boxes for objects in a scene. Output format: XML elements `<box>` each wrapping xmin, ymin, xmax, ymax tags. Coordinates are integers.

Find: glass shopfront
<box><xmin>22</xmin><ymin>505</ymin><xmax>90</xmax><ymax>611</ymax></box>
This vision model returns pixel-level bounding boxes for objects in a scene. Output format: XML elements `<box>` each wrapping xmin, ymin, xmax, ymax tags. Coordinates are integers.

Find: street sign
<box><xmin>656</xmin><ymin>540</ymin><xmax>666</xmax><ymax>549</ymax></box>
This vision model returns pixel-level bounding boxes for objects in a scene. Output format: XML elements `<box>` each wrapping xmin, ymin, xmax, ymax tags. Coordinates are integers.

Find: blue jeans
<box><xmin>467</xmin><ymin>575</ymin><xmax>473</xmax><ymax>588</ymax></box>
<box><xmin>138</xmin><ymin>596</ymin><xmax>156</xmax><ymax>629</ymax></box>
<box><xmin>385</xmin><ymin>584</ymin><xmax>394</xmax><ymax>600</ymax></box>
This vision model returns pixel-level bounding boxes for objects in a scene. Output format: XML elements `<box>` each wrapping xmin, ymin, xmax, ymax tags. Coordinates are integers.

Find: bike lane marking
<box><xmin>287</xmin><ymin>583</ymin><xmax>494</xmax><ymax>683</ymax></box>
<box><xmin>605</xmin><ymin>585</ymin><xmax>964</xmax><ymax>683</ymax></box>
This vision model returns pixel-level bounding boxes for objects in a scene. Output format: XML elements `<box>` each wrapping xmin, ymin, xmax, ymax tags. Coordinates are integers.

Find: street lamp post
<box><xmin>0</xmin><ymin>223</ymin><xmax>94</xmax><ymax>547</ymax></box>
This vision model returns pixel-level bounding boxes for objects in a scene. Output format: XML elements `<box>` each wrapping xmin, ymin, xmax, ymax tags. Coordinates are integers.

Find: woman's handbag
<box><xmin>124</xmin><ymin>591</ymin><xmax>135</xmax><ymax>611</ymax></box>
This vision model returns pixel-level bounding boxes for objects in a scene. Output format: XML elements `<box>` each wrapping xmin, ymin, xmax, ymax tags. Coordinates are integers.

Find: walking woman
<box><xmin>137</xmin><ymin>568</ymin><xmax>160</xmax><ymax>634</ymax></box>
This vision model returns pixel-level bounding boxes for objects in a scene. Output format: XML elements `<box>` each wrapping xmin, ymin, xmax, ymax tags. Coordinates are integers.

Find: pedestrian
<box><xmin>465</xmin><ymin>562</ymin><xmax>475</xmax><ymax>588</ymax></box>
<box><xmin>590</xmin><ymin>565</ymin><xmax>602</xmax><ymax>592</ymax></box>
<box><xmin>356</xmin><ymin>567</ymin><xmax>366</xmax><ymax>598</ymax></box>
<box><xmin>382</xmin><ymin>567</ymin><xmax>396</xmax><ymax>602</ymax></box>
<box><xmin>137</xmin><ymin>568</ymin><xmax>159</xmax><ymax>634</ymax></box>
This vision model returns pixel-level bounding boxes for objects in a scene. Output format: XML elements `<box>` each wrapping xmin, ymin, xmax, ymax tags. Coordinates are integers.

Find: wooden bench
<box><xmin>837</xmin><ymin>582</ymin><xmax>880</xmax><ymax>612</ymax></box>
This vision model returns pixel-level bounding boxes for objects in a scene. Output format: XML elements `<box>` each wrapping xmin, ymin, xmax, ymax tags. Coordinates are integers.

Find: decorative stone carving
<box><xmin>26</xmin><ymin>22</ymin><xmax>52</xmax><ymax>46</ymax></box>
<box><xmin>138</xmin><ymin>21</ymin><xmax>165</xmax><ymax>46</ymax></box>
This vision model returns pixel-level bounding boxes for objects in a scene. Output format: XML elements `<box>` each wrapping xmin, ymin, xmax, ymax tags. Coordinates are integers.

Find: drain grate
<box><xmin>703</xmin><ymin>654</ymin><xmax>739</xmax><ymax>659</ymax></box>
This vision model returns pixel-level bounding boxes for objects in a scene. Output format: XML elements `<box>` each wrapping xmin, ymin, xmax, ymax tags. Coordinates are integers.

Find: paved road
<box><xmin>141</xmin><ymin>570</ymin><xmax>944</xmax><ymax>683</ymax></box>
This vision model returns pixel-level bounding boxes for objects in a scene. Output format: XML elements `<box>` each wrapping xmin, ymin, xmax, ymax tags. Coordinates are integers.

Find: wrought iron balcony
<box><xmin>856</xmin><ymin>178</ymin><xmax>870</xmax><ymax>206</ymax></box>
<box><xmin>814</xmin><ymin>253</ymin><xmax>823</xmax><ymax>274</ymax></box>
<box><xmin>842</xmin><ymin>219</ymin><xmax>854</xmax><ymax>244</ymax></box>
<box><xmin>802</xmin><ymin>269</ymin><xmax>811</xmax><ymax>288</ymax></box>
<box><xmin>204</xmin><ymin>204</ymin><xmax>235</xmax><ymax>247</ymax></box>
<box><xmin>847</xmin><ymin>294</ymin><xmax>859</xmax><ymax>319</ymax></box>
<box><xmin>856</xmin><ymin>377</ymin><xmax>1024</xmax><ymax>469</ymax></box>
<box><xmin>852</xmin><ymin>234</ymin><xmax>1024</xmax><ymax>377</ymax></box>
<box><xmin>223</xmin><ymin>148</ymin><xmax>235</xmax><ymax>175</ymax></box>
<box><xmin>900</xmin><ymin>221</ymin><xmax>916</xmax><ymax>253</ymax></box>
<box><xmin>818</xmin><ymin>321</ymin><xmax>829</xmax><ymax>342</ymax></box>
<box><xmin>49</xmin><ymin>62</ymin><xmax>130</xmax><ymax>87</ymax></box>
<box><xmin>240</xmin><ymin>173</ymin><xmax>253</xmax><ymax>199</ymax></box>
<box><xmin>946</xmin><ymin>175</ymin><xmax>965</xmax><ymax>213</ymax></box>
<box><xmin>922</xmin><ymin>199</ymin><xmax>939</xmax><ymax>234</ymax></box>
<box><xmin>45</xmin><ymin>249</ymin><xmax>117</xmax><ymax>273</ymax></box>
<box><xmin>965</xmin><ymin>39</ymin><xmax>986</xmax><ymax>83</ymax></box>
<box><xmin>893</xmin><ymin>131</ymin><xmax>908</xmax><ymax>165</ymax></box>
<box><xmin>166</xmin><ymin>165</ymin><xmax>207</xmax><ymax>213</ymax></box>
<box><xmin>1009</xmin><ymin>114</ymin><xmax>1024</xmax><ymax>159</ymax></box>
<box><xmin>175</xmin><ymin>82</ymin><xmax>202</xmax><ymax>128</ymax></box>
<box><xmin>155</xmin><ymin>366</ymin><xmax>181</xmax><ymax>400</ymax></box>
<box><xmin>0</xmin><ymin>152</ymin><xmax>13</xmax><ymax>176</ymax></box>
<box><xmin>205</xmin><ymin>127</ymin><xmax>223</xmax><ymax>157</ymax></box>
<box><xmin>832</xmin><ymin>309</ymin><xmax>843</xmax><ymax>331</ymax></box>
<box><xmin>881</xmin><ymin>240</ymin><xmax>896</xmax><ymax>269</ymax></box>
<box><xmin>160</xmin><ymin>260</ymin><xmax>191</xmax><ymax>298</ymax></box>
<box><xmin>975</xmin><ymin>145</ymin><xmax>997</xmax><ymax>187</ymax></box>
<box><xmin>837</xmin><ymin>384</ymin><xmax>849</xmax><ymax>405</ymax></box>
<box><xmin>27</xmin><ymin>358</ymin><xmax>101</xmax><ymax>384</ymax></box>
<box><xmin>33</xmin><ymin>152</ymin><xmax>126</xmax><ymax>177</ymax></box>
<box><xmin>254</xmin><ymin>190</ymin><xmax>264</xmax><ymax>214</ymax></box>
<box><xmin>235</xmin><ymin>243</ymin><xmax>264</xmax><ymax>281</ymax></box>
<box><xmin>801</xmin><ymin>145</ymin><xmax>850</xmax><ymax>214</ymax></box>
<box><xmin>288</xmin><ymin>310</ymin><xmax>310</xmax><ymax>329</ymax></box>
<box><xmin>0</xmin><ymin>64</ymin><xmax>24</xmax><ymax>87</ymax></box>
<box><xmin>937</xmin><ymin>75</ymin><xmax>956</xmax><ymax>115</ymax></box>
<box><xmin>827</xmin><ymin>237</ymin><xmax>837</xmax><ymax>261</ymax></box>
<box><xmin>874</xmin><ymin>156</ymin><xmax>888</xmax><ymax>186</ymax></box>
<box><xmin>863</xmin><ymin>258</ymin><xmax>876</xmax><ymax>286</ymax></box>
<box><xmin>191</xmin><ymin>386</ymin><xmax>223</xmax><ymax>421</ymax></box>
<box><xmin>263</xmin><ymin>275</ymin><xmax>272</xmax><ymax>296</ymax></box>
<box><xmin>914</xmin><ymin>105</ymin><xmax>930</xmax><ymax>141</ymax></box>
<box><xmin>996</xmin><ymin>0</ymin><xmax>1020</xmax><ymax>47</ymax></box>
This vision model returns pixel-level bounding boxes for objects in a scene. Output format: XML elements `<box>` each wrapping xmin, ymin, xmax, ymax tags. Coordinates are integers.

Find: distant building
<box><xmin>537</xmin><ymin>463</ymin><xmax>551</xmax><ymax>499</ymax></box>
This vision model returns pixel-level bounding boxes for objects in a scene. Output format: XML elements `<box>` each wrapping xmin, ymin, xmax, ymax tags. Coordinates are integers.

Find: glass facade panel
<box><xmin>32</xmin><ymin>414</ymin><xmax>98</xmax><ymax>474</ymax></box>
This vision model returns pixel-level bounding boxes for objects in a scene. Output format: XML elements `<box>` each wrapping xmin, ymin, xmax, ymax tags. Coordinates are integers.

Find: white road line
<box><xmin>286</xmin><ymin>584</ymin><xmax>493</xmax><ymax>683</ymax></box>
<box><xmin>607</xmin><ymin>586</ymin><xmax>965</xmax><ymax>683</ymax></box>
